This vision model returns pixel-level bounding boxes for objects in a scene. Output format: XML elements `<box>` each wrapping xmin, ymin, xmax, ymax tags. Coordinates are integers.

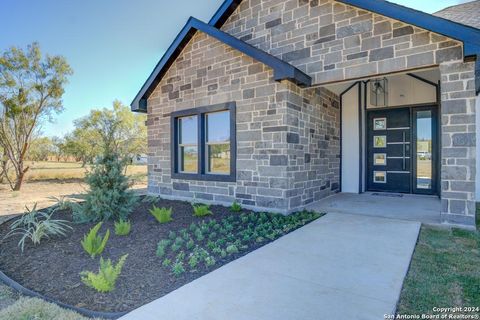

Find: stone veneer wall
<box><xmin>146</xmin><ymin>30</ymin><xmax>340</xmax><ymax>213</ymax></box>
<box><xmin>282</xmin><ymin>83</ymin><xmax>340</xmax><ymax>209</ymax></box>
<box><xmin>440</xmin><ymin>60</ymin><xmax>477</xmax><ymax>226</ymax></box>
<box><xmin>221</xmin><ymin>0</ymin><xmax>463</xmax><ymax>85</ymax></box>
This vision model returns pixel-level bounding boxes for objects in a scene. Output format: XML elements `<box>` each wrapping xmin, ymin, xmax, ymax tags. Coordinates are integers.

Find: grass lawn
<box><xmin>397</xmin><ymin>226</ymin><xmax>480</xmax><ymax>315</ymax></box>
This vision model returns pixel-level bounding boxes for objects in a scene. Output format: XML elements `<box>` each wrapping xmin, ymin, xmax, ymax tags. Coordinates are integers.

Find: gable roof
<box><xmin>131</xmin><ymin>17</ymin><xmax>311</xmax><ymax>112</ymax></box>
<box><xmin>208</xmin><ymin>0</ymin><xmax>480</xmax><ymax>94</ymax></box>
<box><xmin>434</xmin><ymin>0</ymin><xmax>480</xmax><ymax>30</ymax></box>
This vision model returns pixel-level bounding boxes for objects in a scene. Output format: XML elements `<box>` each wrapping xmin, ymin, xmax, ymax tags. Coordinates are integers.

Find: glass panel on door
<box><xmin>415</xmin><ymin>111</ymin><xmax>433</xmax><ymax>190</ymax></box>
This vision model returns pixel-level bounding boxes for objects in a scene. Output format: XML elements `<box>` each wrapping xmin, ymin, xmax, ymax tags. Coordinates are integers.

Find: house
<box><xmin>131</xmin><ymin>0</ymin><xmax>480</xmax><ymax>227</ymax></box>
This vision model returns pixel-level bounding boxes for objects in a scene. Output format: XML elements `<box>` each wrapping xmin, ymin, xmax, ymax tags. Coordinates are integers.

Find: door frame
<box><xmin>364</xmin><ymin>104</ymin><xmax>439</xmax><ymax>196</ymax></box>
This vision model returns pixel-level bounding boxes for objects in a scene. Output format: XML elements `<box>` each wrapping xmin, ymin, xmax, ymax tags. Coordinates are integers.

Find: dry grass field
<box><xmin>22</xmin><ymin>161</ymin><xmax>147</xmax><ymax>182</ymax></box>
<box><xmin>0</xmin><ymin>161</ymin><xmax>147</xmax><ymax>222</ymax></box>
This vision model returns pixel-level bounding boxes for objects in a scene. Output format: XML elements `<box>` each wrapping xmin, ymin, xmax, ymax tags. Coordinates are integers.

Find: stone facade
<box><xmin>221</xmin><ymin>0</ymin><xmax>463</xmax><ymax>85</ymax></box>
<box><xmin>144</xmin><ymin>0</ymin><xmax>477</xmax><ymax>224</ymax></box>
<box><xmin>147</xmin><ymin>31</ymin><xmax>340</xmax><ymax>213</ymax></box>
<box><xmin>440</xmin><ymin>60</ymin><xmax>477</xmax><ymax>225</ymax></box>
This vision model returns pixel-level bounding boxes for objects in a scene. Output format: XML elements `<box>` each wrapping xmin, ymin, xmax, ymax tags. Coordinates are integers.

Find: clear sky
<box><xmin>0</xmin><ymin>0</ymin><xmax>471</xmax><ymax>137</ymax></box>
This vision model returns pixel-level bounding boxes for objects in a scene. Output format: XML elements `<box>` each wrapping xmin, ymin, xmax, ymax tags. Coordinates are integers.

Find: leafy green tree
<box><xmin>51</xmin><ymin>136</ymin><xmax>66</xmax><ymax>162</ymax></box>
<box><xmin>63</xmin><ymin>101</ymin><xmax>146</xmax><ymax>166</ymax></box>
<box><xmin>27</xmin><ymin>136</ymin><xmax>54</xmax><ymax>161</ymax></box>
<box><xmin>0</xmin><ymin>42</ymin><xmax>72</xmax><ymax>190</ymax></box>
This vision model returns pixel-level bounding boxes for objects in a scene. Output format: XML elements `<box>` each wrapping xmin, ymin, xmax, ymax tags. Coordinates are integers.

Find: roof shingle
<box><xmin>434</xmin><ymin>0</ymin><xmax>480</xmax><ymax>29</ymax></box>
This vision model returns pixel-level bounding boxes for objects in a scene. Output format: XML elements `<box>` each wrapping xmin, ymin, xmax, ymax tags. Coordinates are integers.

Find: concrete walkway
<box><xmin>307</xmin><ymin>192</ymin><xmax>441</xmax><ymax>225</ymax></box>
<box><xmin>120</xmin><ymin>213</ymin><xmax>420</xmax><ymax>320</ymax></box>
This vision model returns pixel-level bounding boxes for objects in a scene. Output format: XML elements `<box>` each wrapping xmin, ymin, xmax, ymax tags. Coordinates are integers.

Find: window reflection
<box><xmin>416</xmin><ymin>111</ymin><xmax>432</xmax><ymax>189</ymax></box>
<box><xmin>206</xmin><ymin>111</ymin><xmax>230</xmax><ymax>174</ymax></box>
<box><xmin>178</xmin><ymin>116</ymin><xmax>198</xmax><ymax>173</ymax></box>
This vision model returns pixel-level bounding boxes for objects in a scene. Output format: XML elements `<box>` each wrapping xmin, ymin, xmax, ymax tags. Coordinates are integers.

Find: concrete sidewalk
<box><xmin>120</xmin><ymin>213</ymin><xmax>420</xmax><ymax>320</ymax></box>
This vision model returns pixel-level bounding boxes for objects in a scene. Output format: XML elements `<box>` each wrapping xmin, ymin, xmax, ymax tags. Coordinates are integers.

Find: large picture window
<box><xmin>171</xmin><ymin>102</ymin><xmax>236</xmax><ymax>182</ymax></box>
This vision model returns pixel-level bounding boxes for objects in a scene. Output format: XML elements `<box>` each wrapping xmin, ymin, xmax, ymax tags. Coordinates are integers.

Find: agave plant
<box><xmin>5</xmin><ymin>203</ymin><xmax>72</xmax><ymax>252</ymax></box>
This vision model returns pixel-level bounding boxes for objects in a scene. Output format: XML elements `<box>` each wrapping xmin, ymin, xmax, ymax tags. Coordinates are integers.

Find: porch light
<box><xmin>370</xmin><ymin>78</ymin><xmax>388</xmax><ymax>107</ymax></box>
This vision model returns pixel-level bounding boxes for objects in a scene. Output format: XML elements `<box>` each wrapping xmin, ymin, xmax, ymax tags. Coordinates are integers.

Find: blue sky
<box><xmin>0</xmin><ymin>0</ymin><xmax>470</xmax><ymax>137</ymax></box>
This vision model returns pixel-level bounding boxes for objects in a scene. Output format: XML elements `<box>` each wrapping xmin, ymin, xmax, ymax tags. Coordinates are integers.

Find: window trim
<box><xmin>171</xmin><ymin>102</ymin><xmax>236</xmax><ymax>182</ymax></box>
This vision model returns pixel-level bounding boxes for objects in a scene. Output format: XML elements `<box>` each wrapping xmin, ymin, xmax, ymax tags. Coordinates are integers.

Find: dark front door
<box><xmin>367</xmin><ymin>108</ymin><xmax>411</xmax><ymax>193</ymax></box>
<box><xmin>367</xmin><ymin>107</ymin><xmax>437</xmax><ymax>195</ymax></box>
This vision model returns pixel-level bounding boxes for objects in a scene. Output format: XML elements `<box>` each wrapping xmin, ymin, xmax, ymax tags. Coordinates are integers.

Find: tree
<box><xmin>73</xmin><ymin>147</ymin><xmax>137</xmax><ymax>223</ymax></box>
<box><xmin>0</xmin><ymin>42</ymin><xmax>72</xmax><ymax>190</ymax></box>
<box><xmin>69</xmin><ymin>100</ymin><xmax>146</xmax><ymax>164</ymax></box>
<box><xmin>51</xmin><ymin>136</ymin><xmax>66</xmax><ymax>161</ymax></box>
<box><xmin>27</xmin><ymin>136</ymin><xmax>53</xmax><ymax>161</ymax></box>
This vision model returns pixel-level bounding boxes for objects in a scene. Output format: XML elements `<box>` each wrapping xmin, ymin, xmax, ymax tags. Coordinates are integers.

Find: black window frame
<box><xmin>171</xmin><ymin>102</ymin><xmax>236</xmax><ymax>182</ymax></box>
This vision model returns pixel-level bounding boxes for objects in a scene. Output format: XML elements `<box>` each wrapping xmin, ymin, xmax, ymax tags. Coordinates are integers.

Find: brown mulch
<box><xmin>0</xmin><ymin>198</ymin><xmax>318</xmax><ymax>313</ymax></box>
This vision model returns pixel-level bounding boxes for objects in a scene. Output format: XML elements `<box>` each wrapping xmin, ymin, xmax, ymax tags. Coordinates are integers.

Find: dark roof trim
<box><xmin>131</xmin><ymin>17</ymin><xmax>311</xmax><ymax>112</ymax></box>
<box><xmin>206</xmin><ymin>0</ymin><xmax>480</xmax><ymax>94</ymax></box>
<box><xmin>337</xmin><ymin>0</ymin><xmax>480</xmax><ymax>57</ymax></box>
<box><xmin>209</xmin><ymin>0</ymin><xmax>242</xmax><ymax>28</ymax></box>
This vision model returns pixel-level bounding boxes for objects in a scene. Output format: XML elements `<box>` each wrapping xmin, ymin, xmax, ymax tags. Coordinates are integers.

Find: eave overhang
<box><xmin>131</xmin><ymin>17</ymin><xmax>311</xmax><ymax>113</ymax></box>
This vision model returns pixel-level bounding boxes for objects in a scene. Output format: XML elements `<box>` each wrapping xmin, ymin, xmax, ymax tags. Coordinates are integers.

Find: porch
<box><xmin>306</xmin><ymin>192</ymin><xmax>441</xmax><ymax>225</ymax></box>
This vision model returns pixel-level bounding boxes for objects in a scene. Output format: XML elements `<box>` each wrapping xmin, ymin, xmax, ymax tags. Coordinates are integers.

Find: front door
<box><xmin>366</xmin><ymin>107</ymin><xmax>437</xmax><ymax>195</ymax></box>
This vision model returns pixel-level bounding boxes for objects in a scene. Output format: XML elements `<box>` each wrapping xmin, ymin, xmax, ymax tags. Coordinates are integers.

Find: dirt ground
<box><xmin>0</xmin><ymin>181</ymin><xmax>147</xmax><ymax>224</ymax></box>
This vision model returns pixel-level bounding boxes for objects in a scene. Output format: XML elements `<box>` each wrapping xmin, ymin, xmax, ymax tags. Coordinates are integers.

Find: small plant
<box><xmin>176</xmin><ymin>251</ymin><xmax>186</xmax><ymax>261</ymax></box>
<box><xmin>80</xmin><ymin>254</ymin><xmax>128</xmax><ymax>293</ymax></box>
<box><xmin>50</xmin><ymin>196</ymin><xmax>78</xmax><ymax>212</ymax></box>
<box><xmin>188</xmin><ymin>255</ymin><xmax>199</xmax><ymax>269</ymax></box>
<box><xmin>81</xmin><ymin>222</ymin><xmax>110</xmax><ymax>258</ymax></box>
<box><xmin>6</xmin><ymin>204</ymin><xmax>72</xmax><ymax>252</ymax></box>
<box><xmin>168</xmin><ymin>231</ymin><xmax>176</xmax><ymax>240</ymax></box>
<box><xmin>162</xmin><ymin>258</ymin><xmax>172</xmax><ymax>267</ymax></box>
<box><xmin>149</xmin><ymin>206</ymin><xmax>173</xmax><ymax>223</ymax></box>
<box><xmin>230</xmin><ymin>201</ymin><xmax>242</xmax><ymax>213</ymax></box>
<box><xmin>226</xmin><ymin>244</ymin><xmax>239</xmax><ymax>255</ymax></box>
<box><xmin>204</xmin><ymin>256</ymin><xmax>216</xmax><ymax>267</ymax></box>
<box><xmin>114</xmin><ymin>220</ymin><xmax>131</xmax><ymax>236</ymax></box>
<box><xmin>141</xmin><ymin>195</ymin><xmax>158</xmax><ymax>204</ymax></box>
<box><xmin>172</xmin><ymin>260</ymin><xmax>185</xmax><ymax>276</ymax></box>
<box><xmin>192</xmin><ymin>204</ymin><xmax>212</xmax><ymax>217</ymax></box>
<box><xmin>156</xmin><ymin>239</ymin><xmax>171</xmax><ymax>258</ymax></box>
<box><xmin>186</xmin><ymin>239</ymin><xmax>195</xmax><ymax>250</ymax></box>
<box><xmin>171</xmin><ymin>242</ymin><xmax>182</xmax><ymax>252</ymax></box>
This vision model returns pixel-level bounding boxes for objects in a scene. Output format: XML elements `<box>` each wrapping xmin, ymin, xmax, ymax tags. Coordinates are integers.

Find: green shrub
<box><xmin>230</xmin><ymin>201</ymin><xmax>242</xmax><ymax>213</ymax></box>
<box><xmin>168</xmin><ymin>231</ymin><xmax>176</xmax><ymax>240</ymax></box>
<box><xmin>176</xmin><ymin>251</ymin><xmax>186</xmax><ymax>261</ymax></box>
<box><xmin>156</xmin><ymin>239</ymin><xmax>171</xmax><ymax>258</ymax></box>
<box><xmin>192</xmin><ymin>204</ymin><xmax>212</xmax><ymax>217</ymax></box>
<box><xmin>73</xmin><ymin>150</ymin><xmax>137</xmax><ymax>223</ymax></box>
<box><xmin>114</xmin><ymin>220</ymin><xmax>131</xmax><ymax>236</ymax></box>
<box><xmin>172</xmin><ymin>260</ymin><xmax>185</xmax><ymax>276</ymax></box>
<box><xmin>188</xmin><ymin>255</ymin><xmax>199</xmax><ymax>269</ymax></box>
<box><xmin>204</xmin><ymin>256</ymin><xmax>216</xmax><ymax>267</ymax></box>
<box><xmin>6</xmin><ymin>204</ymin><xmax>72</xmax><ymax>252</ymax></box>
<box><xmin>171</xmin><ymin>242</ymin><xmax>182</xmax><ymax>252</ymax></box>
<box><xmin>81</xmin><ymin>222</ymin><xmax>110</xmax><ymax>258</ymax></box>
<box><xmin>186</xmin><ymin>239</ymin><xmax>195</xmax><ymax>250</ymax></box>
<box><xmin>226</xmin><ymin>244</ymin><xmax>239</xmax><ymax>255</ymax></box>
<box><xmin>149</xmin><ymin>206</ymin><xmax>173</xmax><ymax>223</ymax></box>
<box><xmin>80</xmin><ymin>254</ymin><xmax>128</xmax><ymax>293</ymax></box>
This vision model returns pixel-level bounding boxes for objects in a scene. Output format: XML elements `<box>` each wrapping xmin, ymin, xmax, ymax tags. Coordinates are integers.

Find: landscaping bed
<box><xmin>0</xmin><ymin>197</ymin><xmax>322</xmax><ymax>314</ymax></box>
